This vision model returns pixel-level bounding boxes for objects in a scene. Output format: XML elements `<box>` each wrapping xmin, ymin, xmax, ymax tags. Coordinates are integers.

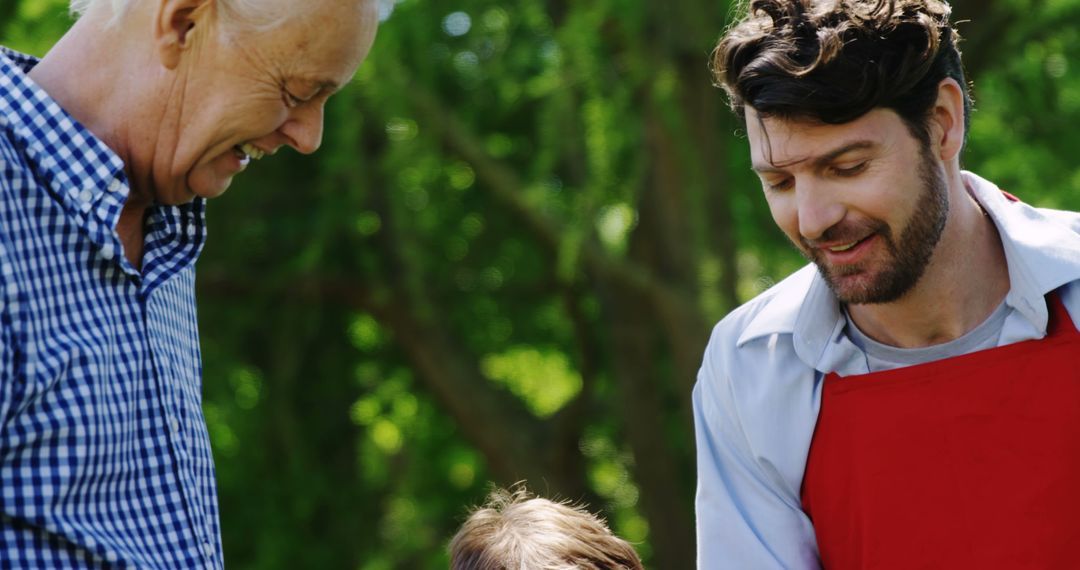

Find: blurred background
<box><xmin>4</xmin><ymin>0</ymin><xmax>1080</xmax><ymax>567</ymax></box>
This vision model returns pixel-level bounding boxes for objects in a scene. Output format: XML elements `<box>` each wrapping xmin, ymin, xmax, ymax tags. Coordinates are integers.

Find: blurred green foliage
<box><xmin>5</xmin><ymin>0</ymin><xmax>1080</xmax><ymax>567</ymax></box>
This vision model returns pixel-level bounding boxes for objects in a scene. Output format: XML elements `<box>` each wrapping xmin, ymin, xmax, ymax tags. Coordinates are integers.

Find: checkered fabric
<box><xmin>0</xmin><ymin>47</ymin><xmax>222</xmax><ymax>568</ymax></box>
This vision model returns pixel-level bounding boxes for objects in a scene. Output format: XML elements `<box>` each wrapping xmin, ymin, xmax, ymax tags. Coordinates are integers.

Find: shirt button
<box><xmin>78</xmin><ymin>188</ymin><xmax>93</xmax><ymax>203</ymax></box>
<box><xmin>108</xmin><ymin>179</ymin><xmax>123</xmax><ymax>193</ymax></box>
<box><xmin>100</xmin><ymin>244</ymin><xmax>115</xmax><ymax>261</ymax></box>
<box><xmin>169</xmin><ymin>415</ymin><xmax>180</xmax><ymax>435</ymax></box>
<box><xmin>202</xmin><ymin>542</ymin><xmax>215</xmax><ymax>559</ymax></box>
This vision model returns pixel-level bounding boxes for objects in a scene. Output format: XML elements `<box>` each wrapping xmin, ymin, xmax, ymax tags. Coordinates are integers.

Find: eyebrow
<box><xmin>751</xmin><ymin>140</ymin><xmax>878</xmax><ymax>174</ymax></box>
<box><xmin>319</xmin><ymin>80</ymin><xmax>342</xmax><ymax>94</ymax></box>
<box><xmin>293</xmin><ymin>77</ymin><xmax>343</xmax><ymax>96</ymax></box>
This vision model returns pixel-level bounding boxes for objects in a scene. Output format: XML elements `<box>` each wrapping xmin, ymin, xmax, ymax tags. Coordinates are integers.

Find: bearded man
<box><xmin>0</xmin><ymin>0</ymin><xmax>376</xmax><ymax>566</ymax></box>
<box><xmin>694</xmin><ymin>0</ymin><xmax>1080</xmax><ymax>567</ymax></box>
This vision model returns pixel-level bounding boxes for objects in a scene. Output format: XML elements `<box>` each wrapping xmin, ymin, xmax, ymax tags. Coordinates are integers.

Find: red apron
<box><xmin>802</xmin><ymin>293</ymin><xmax>1080</xmax><ymax>569</ymax></box>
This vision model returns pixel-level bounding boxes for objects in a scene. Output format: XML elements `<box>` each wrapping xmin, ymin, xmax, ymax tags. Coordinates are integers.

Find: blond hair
<box><xmin>449</xmin><ymin>487</ymin><xmax>644</xmax><ymax>570</ymax></box>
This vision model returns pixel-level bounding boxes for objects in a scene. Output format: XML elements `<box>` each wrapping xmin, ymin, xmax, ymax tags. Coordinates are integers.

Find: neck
<box><xmin>28</xmin><ymin>8</ymin><xmax>157</xmax><ymax>267</ymax></box>
<box><xmin>847</xmin><ymin>172</ymin><xmax>1011</xmax><ymax>348</ymax></box>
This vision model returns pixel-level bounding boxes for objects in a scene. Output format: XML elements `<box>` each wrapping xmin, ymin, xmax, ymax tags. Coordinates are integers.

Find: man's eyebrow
<box><xmin>313</xmin><ymin>79</ymin><xmax>342</xmax><ymax>95</ymax></box>
<box><xmin>320</xmin><ymin>80</ymin><xmax>343</xmax><ymax>94</ymax></box>
<box><xmin>293</xmin><ymin>77</ymin><xmax>343</xmax><ymax>95</ymax></box>
<box><xmin>751</xmin><ymin>140</ymin><xmax>878</xmax><ymax>174</ymax></box>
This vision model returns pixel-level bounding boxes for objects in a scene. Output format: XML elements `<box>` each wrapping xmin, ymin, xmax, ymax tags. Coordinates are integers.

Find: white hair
<box><xmin>69</xmin><ymin>0</ymin><xmax>124</xmax><ymax>19</ymax></box>
<box><xmin>69</xmin><ymin>0</ymin><xmax>294</xmax><ymax>30</ymax></box>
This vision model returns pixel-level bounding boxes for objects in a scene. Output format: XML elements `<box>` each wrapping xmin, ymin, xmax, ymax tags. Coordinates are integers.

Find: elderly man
<box><xmin>0</xmin><ymin>0</ymin><xmax>376</xmax><ymax>566</ymax></box>
<box><xmin>695</xmin><ymin>0</ymin><xmax>1080</xmax><ymax>568</ymax></box>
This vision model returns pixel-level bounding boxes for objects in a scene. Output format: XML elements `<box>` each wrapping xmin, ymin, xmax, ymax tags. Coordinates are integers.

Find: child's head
<box><xmin>449</xmin><ymin>487</ymin><xmax>644</xmax><ymax>570</ymax></box>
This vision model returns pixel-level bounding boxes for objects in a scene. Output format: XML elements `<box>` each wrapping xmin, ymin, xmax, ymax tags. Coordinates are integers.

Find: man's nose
<box><xmin>281</xmin><ymin>103</ymin><xmax>325</xmax><ymax>155</ymax></box>
<box><xmin>796</xmin><ymin>181</ymin><xmax>846</xmax><ymax>242</ymax></box>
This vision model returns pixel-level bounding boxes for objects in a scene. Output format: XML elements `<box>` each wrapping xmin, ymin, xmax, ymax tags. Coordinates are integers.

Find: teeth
<box><xmin>239</xmin><ymin>143</ymin><xmax>266</xmax><ymax>161</ymax></box>
<box><xmin>829</xmin><ymin>241</ymin><xmax>859</xmax><ymax>252</ymax></box>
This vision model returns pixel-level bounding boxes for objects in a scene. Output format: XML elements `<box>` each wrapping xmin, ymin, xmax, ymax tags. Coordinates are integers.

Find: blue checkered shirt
<box><xmin>0</xmin><ymin>47</ymin><xmax>222</xmax><ymax>568</ymax></box>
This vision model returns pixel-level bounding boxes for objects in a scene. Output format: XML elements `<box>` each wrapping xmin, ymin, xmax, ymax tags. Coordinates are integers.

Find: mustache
<box><xmin>801</xmin><ymin>218</ymin><xmax>889</xmax><ymax>250</ymax></box>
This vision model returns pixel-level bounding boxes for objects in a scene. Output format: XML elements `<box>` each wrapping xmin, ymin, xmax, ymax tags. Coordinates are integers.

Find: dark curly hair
<box><xmin>712</xmin><ymin>0</ymin><xmax>971</xmax><ymax>146</ymax></box>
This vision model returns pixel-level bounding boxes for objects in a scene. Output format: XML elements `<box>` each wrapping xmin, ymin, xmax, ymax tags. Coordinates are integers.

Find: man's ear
<box><xmin>931</xmin><ymin>78</ymin><xmax>966</xmax><ymax>162</ymax></box>
<box><xmin>155</xmin><ymin>0</ymin><xmax>211</xmax><ymax>70</ymax></box>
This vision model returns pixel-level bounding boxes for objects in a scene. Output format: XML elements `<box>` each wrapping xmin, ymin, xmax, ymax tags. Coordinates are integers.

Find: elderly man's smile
<box><xmin>230</xmin><ymin>142</ymin><xmax>267</xmax><ymax>170</ymax></box>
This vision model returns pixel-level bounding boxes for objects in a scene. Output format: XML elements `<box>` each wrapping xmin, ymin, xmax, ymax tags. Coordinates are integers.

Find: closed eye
<box><xmin>764</xmin><ymin>177</ymin><xmax>793</xmax><ymax>192</ymax></box>
<box><xmin>831</xmin><ymin>162</ymin><xmax>869</xmax><ymax>177</ymax></box>
<box><xmin>282</xmin><ymin>89</ymin><xmax>313</xmax><ymax>108</ymax></box>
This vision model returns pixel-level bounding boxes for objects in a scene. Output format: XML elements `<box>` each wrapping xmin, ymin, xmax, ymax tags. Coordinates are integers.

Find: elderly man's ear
<box><xmin>155</xmin><ymin>0</ymin><xmax>212</xmax><ymax>70</ymax></box>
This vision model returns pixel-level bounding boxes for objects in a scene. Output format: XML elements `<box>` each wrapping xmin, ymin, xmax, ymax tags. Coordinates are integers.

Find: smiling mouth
<box><xmin>232</xmin><ymin>143</ymin><xmax>267</xmax><ymax>167</ymax></box>
<box><xmin>826</xmin><ymin>235</ymin><xmax>873</xmax><ymax>253</ymax></box>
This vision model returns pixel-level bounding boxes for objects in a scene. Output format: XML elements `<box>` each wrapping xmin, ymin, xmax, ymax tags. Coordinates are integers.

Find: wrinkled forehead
<box><xmin>744</xmin><ymin>107</ymin><xmax>826</xmax><ymax>167</ymax></box>
<box><xmin>744</xmin><ymin>106</ymin><xmax>895</xmax><ymax>168</ymax></box>
<box><xmin>245</xmin><ymin>0</ymin><xmax>378</xmax><ymax>82</ymax></box>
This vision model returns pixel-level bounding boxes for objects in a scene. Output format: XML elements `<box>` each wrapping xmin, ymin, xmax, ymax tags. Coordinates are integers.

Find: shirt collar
<box><xmin>0</xmin><ymin>47</ymin><xmax>129</xmax><ymax>239</ymax></box>
<box><xmin>1</xmin><ymin>47</ymin><xmax>207</xmax><ymax>278</ymax></box>
<box><xmin>969</xmin><ymin>170</ymin><xmax>1080</xmax><ymax>332</ymax></box>
<box><xmin>736</xmin><ymin>170</ymin><xmax>1080</xmax><ymax>370</ymax></box>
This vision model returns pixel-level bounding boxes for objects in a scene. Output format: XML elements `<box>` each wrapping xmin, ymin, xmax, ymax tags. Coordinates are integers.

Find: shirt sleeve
<box><xmin>694</xmin><ymin>335</ymin><xmax>821</xmax><ymax>570</ymax></box>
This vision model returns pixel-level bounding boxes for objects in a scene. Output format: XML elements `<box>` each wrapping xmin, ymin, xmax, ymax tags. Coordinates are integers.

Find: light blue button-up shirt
<box><xmin>693</xmin><ymin>171</ymin><xmax>1080</xmax><ymax>569</ymax></box>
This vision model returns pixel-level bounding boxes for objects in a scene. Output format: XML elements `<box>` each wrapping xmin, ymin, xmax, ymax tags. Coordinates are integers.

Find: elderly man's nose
<box><xmin>282</xmin><ymin>104</ymin><xmax>325</xmax><ymax>155</ymax></box>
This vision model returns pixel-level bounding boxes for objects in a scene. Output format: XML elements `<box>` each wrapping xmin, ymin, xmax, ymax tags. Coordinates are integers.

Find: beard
<box><xmin>799</xmin><ymin>149</ymin><xmax>950</xmax><ymax>305</ymax></box>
